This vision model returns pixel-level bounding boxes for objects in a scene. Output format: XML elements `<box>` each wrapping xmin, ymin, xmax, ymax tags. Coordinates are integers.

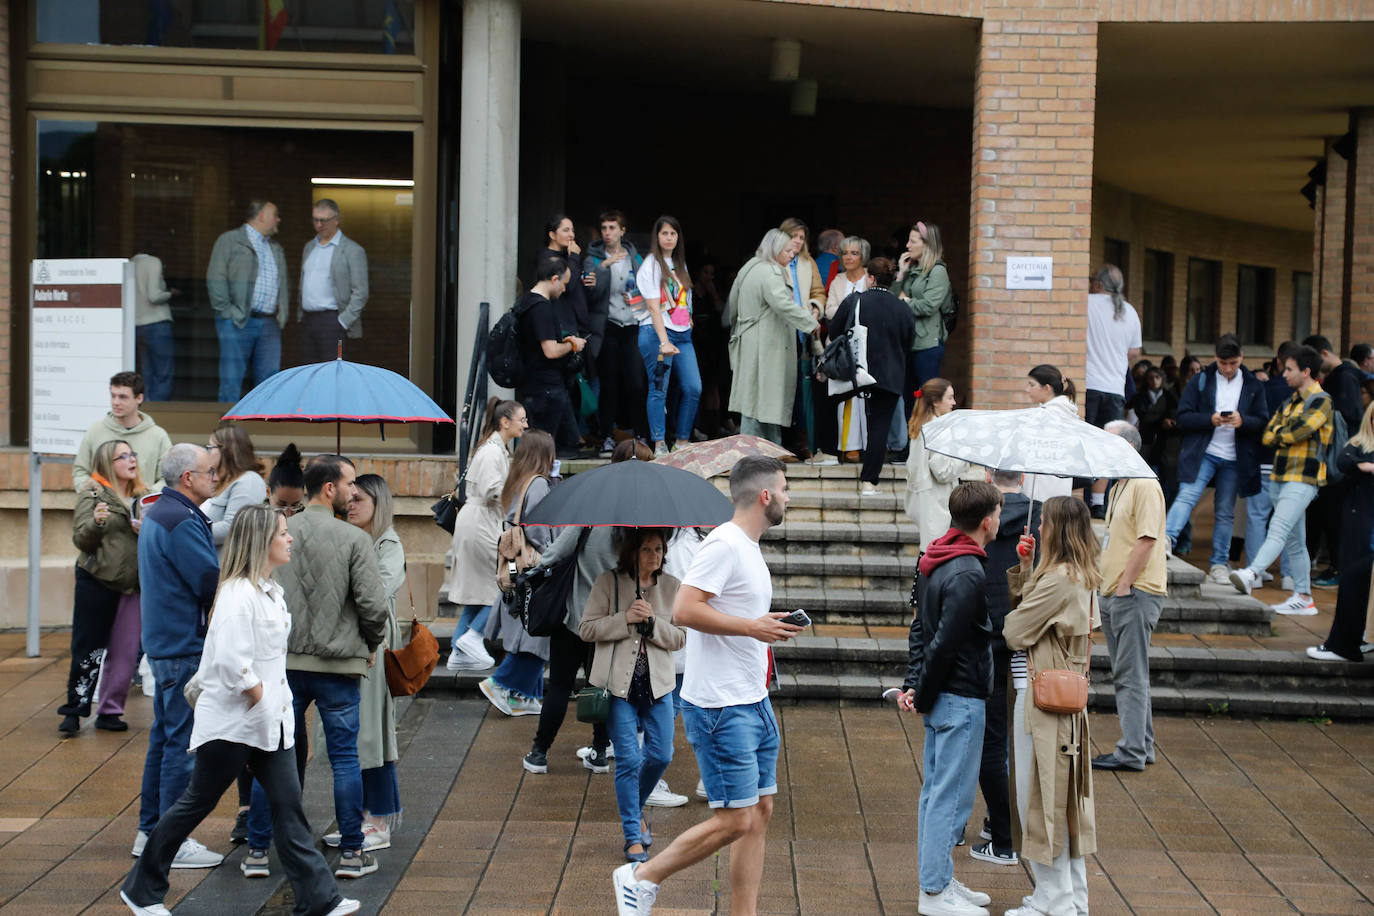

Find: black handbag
<box><xmin>517</xmin><ymin>528</ymin><xmax>591</xmax><ymax>637</ymax></box>
<box><xmin>431</xmin><ymin>467</ymin><xmax>469</xmax><ymax>533</ymax></box>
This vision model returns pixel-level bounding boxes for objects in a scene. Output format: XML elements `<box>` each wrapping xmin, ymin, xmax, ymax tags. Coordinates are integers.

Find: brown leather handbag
<box><xmin>385</xmin><ymin>616</ymin><xmax>440</xmax><ymax>697</ymax></box>
<box><xmin>1028</xmin><ymin>599</ymin><xmax>1092</xmax><ymax>715</ymax></box>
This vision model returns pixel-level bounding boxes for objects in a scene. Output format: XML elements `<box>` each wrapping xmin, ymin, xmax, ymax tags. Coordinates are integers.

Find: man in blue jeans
<box><xmin>900</xmin><ymin>481</ymin><xmax>1002</xmax><ymax>916</ymax></box>
<box><xmin>243</xmin><ymin>454</ymin><xmax>389</xmax><ymax>881</ymax></box>
<box><xmin>134</xmin><ymin>443</ymin><xmax>223</xmax><ymax>868</ymax></box>
<box><xmin>1163</xmin><ymin>333</ymin><xmax>1269</xmax><ymax>584</ymax></box>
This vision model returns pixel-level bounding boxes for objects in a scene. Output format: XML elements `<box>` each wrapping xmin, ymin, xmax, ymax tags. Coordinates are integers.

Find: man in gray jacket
<box><xmin>207</xmin><ymin>200</ymin><xmax>289</xmax><ymax>403</ymax></box>
<box><xmin>242</xmin><ymin>454</ymin><xmax>390</xmax><ymax>881</ymax></box>
<box><xmin>298</xmin><ymin>199</ymin><xmax>370</xmax><ymax>364</ymax></box>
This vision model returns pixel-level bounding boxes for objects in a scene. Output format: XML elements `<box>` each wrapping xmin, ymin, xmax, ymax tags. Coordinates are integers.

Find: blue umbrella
<box><xmin>223</xmin><ymin>357</ymin><xmax>453</xmax><ymax>453</ymax></box>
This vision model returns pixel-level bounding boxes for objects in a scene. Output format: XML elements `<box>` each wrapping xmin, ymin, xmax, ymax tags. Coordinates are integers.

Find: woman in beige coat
<box><xmin>579</xmin><ymin>528</ymin><xmax>686</xmax><ymax>863</ymax></box>
<box><xmin>443</xmin><ymin>398</ymin><xmax>528</xmax><ymax>670</ymax></box>
<box><xmin>904</xmin><ymin>377</ymin><xmax>984</xmax><ymax>524</ymax></box>
<box><xmin>1003</xmin><ymin>495</ymin><xmax>1098</xmax><ymax>916</ymax></box>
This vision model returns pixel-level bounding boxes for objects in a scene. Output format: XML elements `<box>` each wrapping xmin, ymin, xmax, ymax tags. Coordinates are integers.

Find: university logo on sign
<box><xmin>36</xmin><ymin>261</ymin><xmax>52</xmax><ymax>284</ymax></box>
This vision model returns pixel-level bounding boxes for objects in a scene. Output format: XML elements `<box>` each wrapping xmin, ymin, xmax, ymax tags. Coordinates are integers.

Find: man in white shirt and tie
<box><xmin>298</xmin><ymin>199</ymin><xmax>369</xmax><ymax>364</ymax></box>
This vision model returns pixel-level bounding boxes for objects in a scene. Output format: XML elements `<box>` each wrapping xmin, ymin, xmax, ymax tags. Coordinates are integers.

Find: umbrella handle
<box><xmin>1024</xmin><ymin>473</ymin><xmax>1037</xmax><ymax>534</ymax></box>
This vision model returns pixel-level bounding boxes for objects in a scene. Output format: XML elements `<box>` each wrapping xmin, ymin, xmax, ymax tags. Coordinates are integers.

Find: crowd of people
<box><xmin>57</xmin><ymin>212</ymin><xmax>1374</xmax><ymax>916</ymax></box>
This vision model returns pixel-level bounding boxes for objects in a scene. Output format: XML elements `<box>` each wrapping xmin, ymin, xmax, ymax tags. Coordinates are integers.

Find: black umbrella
<box><xmin>520</xmin><ymin>458</ymin><xmax>733</xmax><ymax>528</ymax></box>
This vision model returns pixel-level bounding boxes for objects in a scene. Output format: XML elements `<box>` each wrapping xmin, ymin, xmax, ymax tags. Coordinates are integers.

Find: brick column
<box><xmin>967</xmin><ymin>5</ymin><xmax>1097</xmax><ymax>409</ymax></box>
<box><xmin>1345</xmin><ymin>109</ymin><xmax>1374</xmax><ymax>351</ymax></box>
<box><xmin>1318</xmin><ymin>137</ymin><xmax>1348</xmax><ymax>345</ymax></box>
<box><xmin>0</xmin><ymin>2</ymin><xmax>11</xmax><ymax>445</ymax></box>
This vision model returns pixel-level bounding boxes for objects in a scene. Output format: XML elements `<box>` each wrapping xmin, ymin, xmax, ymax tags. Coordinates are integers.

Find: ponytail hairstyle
<box><xmin>649</xmin><ymin>215</ymin><xmax>692</xmax><ymax>294</ymax></box>
<box><xmin>500</xmin><ymin>429</ymin><xmax>556</xmax><ymax>513</ymax></box>
<box><xmin>1027</xmin><ymin>364</ymin><xmax>1077</xmax><ymax>402</ymax></box>
<box><xmin>1032</xmin><ymin>495</ymin><xmax>1102</xmax><ymax>593</ymax></box>
<box><xmin>479</xmin><ymin>397</ymin><xmax>524</xmax><ymax>442</ymax></box>
<box><xmin>914</xmin><ymin>220</ymin><xmax>944</xmax><ymax>274</ymax></box>
<box><xmin>908</xmin><ymin>377</ymin><xmax>953</xmax><ymax>443</ymax></box>
<box><xmin>1096</xmin><ymin>264</ymin><xmax>1126</xmax><ymax>320</ymax></box>
<box><xmin>268</xmin><ymin>443</ymin><xmax>304</xmax><ymax>492</ymax></box>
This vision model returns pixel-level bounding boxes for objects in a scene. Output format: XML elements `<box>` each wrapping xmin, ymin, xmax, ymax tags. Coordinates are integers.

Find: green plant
<box><xmin>1205</xmin><ymin>700</ymin><xmax>1230</xmax><ymax>717</ymax></box>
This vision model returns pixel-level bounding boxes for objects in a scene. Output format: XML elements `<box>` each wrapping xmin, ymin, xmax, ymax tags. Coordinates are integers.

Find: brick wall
<box><xmin>967</xmin><ymin>3</ymin><xmax>1098</xmax><ymax>410</ymax></box>
<box><xmin>0</xmin><ymin>3</ymin><xmax>10</xmax><ymax>447</ymax></box>
<box><xmin>1092</xmin><ymin>181</ymin><xmax>1313</xmax><ymax>359</ymax></box>
<box><xmin>1319</xmin><ymin>140</ymin><xmax>1347</xmax><ymax>346</ymax></box>
<box><xmin>1346</xmin><ymin>109</ymin><xmax>1374</xmax><ymax>352</ymax></box>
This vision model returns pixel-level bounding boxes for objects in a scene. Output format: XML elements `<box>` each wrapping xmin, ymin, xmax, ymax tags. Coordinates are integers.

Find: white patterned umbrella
<box><xmin>919</xmin><ymin>407</ymin><xmax>1156</xmax><ymax>482</ymax></box>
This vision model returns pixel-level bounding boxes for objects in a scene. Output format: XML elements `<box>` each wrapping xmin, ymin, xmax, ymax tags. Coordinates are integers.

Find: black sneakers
<box><xmin>523</xmin><ymin>747</ymin><xmax>549</xmax><ymax>774</ymax></box>
<box><xmin>582</xmin><ymin>746</ymin><xmax>611</xmax><ymax>774</ymax></box>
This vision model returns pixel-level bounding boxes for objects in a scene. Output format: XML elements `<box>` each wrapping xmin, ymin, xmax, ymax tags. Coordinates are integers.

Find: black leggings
<box><xmin>534</xmin><ymin>625</ymin><xmax>609</xmax><ymax>753</ymax></box>
<box><xmin>62</xmin><ymin>567</ymin><xmax>121</xmax><ymax>717</ymax></box>
<box><xmin>598</xmin><ymin>322</ymin><xmax>649</xmax><ymax>440</ymax></box>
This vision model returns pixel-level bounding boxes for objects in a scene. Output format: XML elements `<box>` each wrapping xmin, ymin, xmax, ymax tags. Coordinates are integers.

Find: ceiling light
<box><xmin>310</xmin><ymin>177</ymin><xmax>415</xmax><ymax>188</ymax></box>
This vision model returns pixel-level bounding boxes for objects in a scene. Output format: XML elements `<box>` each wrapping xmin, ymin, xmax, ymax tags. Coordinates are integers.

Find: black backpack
<box><xmin>936</xmin><ymin>259</ymin><xmax>960</xmax><ymax>338</ymax></box>
<box><xmin>487</xmin><ymin>297</ymin><xmax>537</xmax><ymax>389</ymax></box>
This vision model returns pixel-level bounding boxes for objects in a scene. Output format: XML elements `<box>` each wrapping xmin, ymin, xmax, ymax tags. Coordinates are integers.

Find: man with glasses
<box><xmin>298</xmin><ymin>199</ymin><xmax>370</xmax><ymax>364</ymax></box>
<box><xmin>208</xmin><ymin>200</ymin><xmax>289</xmax><ymax>402</ymax></box>
<box><xmin>73</xmin><ymin>371</ymin><xmax>173</xmax><ymax>493</ymax></box>
<box><xmin>132</xmin><ymin>444</ymin><xmax>224</xmax><ymax>869</ymax></box>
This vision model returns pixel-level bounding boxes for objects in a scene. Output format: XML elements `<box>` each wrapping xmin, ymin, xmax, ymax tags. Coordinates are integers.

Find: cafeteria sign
<box><xmin>1006</xmin><ymin>256</ymin><xmax>1053</xmax><ymax>291</ymax></box>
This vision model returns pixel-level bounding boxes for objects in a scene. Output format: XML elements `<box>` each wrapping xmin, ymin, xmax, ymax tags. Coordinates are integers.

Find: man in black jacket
<box><xmin>1303</xmin><ymin>334</ymin><xmax>1362</xmax><ymax>588</ymax></box>
<box><xmin>899</xmin><ymin>481</ymin><xmax>1002</xmax><ymax>916</ymax></box>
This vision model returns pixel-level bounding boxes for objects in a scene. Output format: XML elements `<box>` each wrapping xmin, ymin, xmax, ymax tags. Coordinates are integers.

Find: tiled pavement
<box><xmin>4</xmin><ymin>628</ymin><xmax>1374</xmax><ymax>915</ymax></box>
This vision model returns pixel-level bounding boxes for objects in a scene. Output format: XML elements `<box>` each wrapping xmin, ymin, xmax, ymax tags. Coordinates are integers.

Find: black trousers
<box><xmin>534</xmin><ymin>625</ymin><xmax>609</xmax><ymax>753</ymax></box>
<box><xmin>122</xmin><ymin>737</ymin><xmax>341</xmax><ymax>916</ymax></box>
<box><xmin>61</xmin><ymin>567</ymin><xmax>121</xmax><ymax>717</ymax></box>
<box><xmin>861</xmin><ymin>391</ymin><xmax>901</xmax><ymax>484</ymax></box>
<box><xmin>1307</xmin><ymin>485</ymin><xmax>1343</xmax><ymax>572</ymax></box>
<box><xmin>812</xmin><ymin>382</ymin><xmax>838</xmax><ymax>457</ymax></box>
<box><xmin>976</xmin><ymin>647</ymin><xmax>1014</xmax><ymax>851</ymax></box>
<box><xmin>1323</xmin><ymin>552</ymin><xmax>1373</xmax><ymax>660</ymax></box>
<box><xmin>598</xmin><ymin>323</ymin><xmax>649</xmax><ymax>440</ymax></box>
<box><xmin>519</xmin><ymin>382</ymin><xmax>581</xmax><ymax>453</ymax></box>
<box><xmin>299</xmin><ymin>310</ymin><xmax>347</xmax><ymax>364</ymax></box>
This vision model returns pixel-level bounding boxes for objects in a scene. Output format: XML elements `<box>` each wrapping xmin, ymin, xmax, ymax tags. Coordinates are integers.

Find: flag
<box><xmin>259</xmin><ymin>0</ymin><xmax>288</xmax><ymax>51</ymax></box>
<box><xmin>382</xmin><ymin>0</ymin><xmax>402</xmax><ymax>54</ymax></box>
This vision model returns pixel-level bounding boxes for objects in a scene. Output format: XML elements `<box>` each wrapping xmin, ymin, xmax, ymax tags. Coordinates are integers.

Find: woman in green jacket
<box><xmin>891</xmin><ymin>220</ymin><xmax>955</xmax><ymax>432</ymax></box>
<box><xmin>61</xmin><ymin>439</ymin><xmax>145</xmax><ymax>736</ymax></box>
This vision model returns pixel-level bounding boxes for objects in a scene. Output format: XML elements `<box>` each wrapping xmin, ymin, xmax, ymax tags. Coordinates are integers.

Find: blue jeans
<box><xmin>1244</xmin><ymin>472</ymin><xmax>1291</xmax><ymax>578</ymax></box>
<box><xmin>216</xmin><ymin>315</ymin><xmax>281</xmax><ymax>403</ymax></box>
<box><xmin>638</xmin><ymin>325</ymin><xmax>701</xmax><ymax>443</ymax></box>
<box><xmin>135</xmin><ymin>320</ymin><xmax>175</xmax><ymax>401</ymax></box>
<box><xmin>607</xmin><ymin>694</ymin><xmax>675</xmax><ymax>847</ymax></box>
<box><xmin>683</xmin><ymin>699</ymin><xmax>779</xmax><ymax>810</ymax></box>
<box><xmin>247</xmin><ymin>670</ymin><xmax>364</xmax><ymax>852</ymax></box>
<box><xmin>1165</xmin><ymin>453</ymin><xmax>1238</xmax><ymax>567</ymax></box>
<box><xmin>138</xmin><ymin>656</ymin><xmax>199</xmax><ymax>834</ymax></box>
<box><xmin>1247</xmin><ymin>480</ymin><xmax>1318</xmax><ymax>594</ymax></box>
<box><xmin>456</xmin><ymin>604</ymin><xmax>490</xmax><ymax>638</ymax></box>
<box><xmin>492</xmin><ymin>651</ymin><xmax>545</xmax><ymax>700</ymax></box>
<box><xmin>918</xmin><ymin>693</ymin><xmax>986</xmax><ymax>894</ymax></box>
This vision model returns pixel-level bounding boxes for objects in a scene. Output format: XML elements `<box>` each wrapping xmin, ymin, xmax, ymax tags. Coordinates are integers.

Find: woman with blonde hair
<box><xmin>61</xmin><ymin>438</ymin><xmax>147</xmax><ymax>736</ymax></box>
<box><xmin>1002</xmin><ymin>495</ymin><xmax>1098</xmax><ymax>916</ymax></box>
<box><xmin>201</xmin><ymin>421</ymin><xmax>267</xmax><ymax>547</ymax></box>
<box><xmin>1308</xmin><ymin>400</ymin><xmax>1374</xmax><ymax>662</ymax></box>
<box><xmin>121</xmin><ymin>506</ymin><xmax>358</xmax><ymax>916</ymax></box>
<box><xmin>904</xmin><ymin>378</ymin><xmax>982</xmax><ymax>541</ymax></box>
<box><xmin>444</xmin><ymin>397</ymin><xmax>528</xmax><ymax>671</ymax></box>
<box><xmin>892</xmin><ymin>220</ymin><xmax>956</xmax><ymax>424</ymax></box>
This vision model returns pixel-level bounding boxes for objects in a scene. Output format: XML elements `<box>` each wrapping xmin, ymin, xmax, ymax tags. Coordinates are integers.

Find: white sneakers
<box><xmin>1306</xmin><ymin>645</ymin><xmax>1349</xmax><ymax>662</ymax></box>
<box><xmin>613</xmin><ymin>862</ymin><xmax>659</xmax><ymax>915</ymax></box>
<box><xmin>804</xmin><ymin>452</ymin><xmax>839</xmax><ymax>466</ymax></box>
<box><xmin>326</xmin><ymin>900</ymin><xmax>362</xmax><ymax>916</ymax></box>
<box><xmin>645</xmin><ymin>779</ymin><xmax>688</xmax><ymax>808</ymax></box>
<box><xmin>129</xmin><ymin>831</ymin><xmax>224</xmax><ymax>869</ymax></box>
<box><xmin>446</xmin><ymin>629</ymin><xmax>495</xmax><ymax>670</ymax></box>
<box><xmin>695</xmin><ymin>779</ymin><xmax>707</xmax><ymax>799</ymax></box>
<box><xmin>1272</xmin><ymin>594</ymin><xmax>1317</xmax><ymax>616</ymax></box>
<box><xmin>919</xmin><ymin>880</ymin><xmax>989</xmax><ymax>916</ymax></box>
<box><xmin>479</xmin><ymin>677</ymin><xmax>539</xmax><ymax>716</ymax></box>
<box><xmin>120</xmin><ymin>890</ymin><xmax>172</xmax><ymax>916</ymax></box>
<box><xmin>1207</xmin><ymin>564</ymin><xmax>1231</xmax><ymax>585</ymax></box>
<box><xmin>323</xmin><ymin>822</ymin><xmax>391</xmax><ymax>851</ymax></box>
<box><xmin>1228</xmin><ymin>567</ymin><xmax>1257</xmax><ymax>595</ymax></box>
<box><xmin>860</xmin><ymin>482</ymin><xmax>881</xmax><ymax>496</ymax></box>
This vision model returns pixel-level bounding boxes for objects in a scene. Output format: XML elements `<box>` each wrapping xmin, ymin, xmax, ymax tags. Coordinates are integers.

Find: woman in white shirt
<box><xmin>636</xmin><ymin>215</ymin><xmax>701</xmax><ymax>458</ymax></box>
<box><xmin>1023</xmin><ymin>364</ymin><xmax>1080</xmax><ymax>501</ymax></box>
<box><xmin>120</xmin><ymin>506</ymin><xmax>358</xmax><ymax>916</ymax></box>
<box><xmin>201</xmin><ymin>422</ymin><xmax>268</xmax><ymax>547</ymax></box>
<box><xmin>904</xmin><ymin>378</ymin><xmax>983</xmax><ymax>548</ymax></box>
<box><xmin>822</xmin><ymin>236</ymin><xmax>873</xmax><ymax>464</ymax></box>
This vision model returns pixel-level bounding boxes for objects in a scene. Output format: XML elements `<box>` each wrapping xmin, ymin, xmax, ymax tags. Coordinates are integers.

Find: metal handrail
<box><xmin>455</xmin><ymin>301</ymin><xmax>490</xmax><ymax>503</ymax></box>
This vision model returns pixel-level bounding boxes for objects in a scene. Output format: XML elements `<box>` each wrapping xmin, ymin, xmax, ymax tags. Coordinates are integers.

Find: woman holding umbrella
<box><xmin>444</xmin><ymin>399</ymin><xmax>528</xmax><ymax>671</ymax></box>
<box><xmin>580</xmin><ymin>528</ymin><xmax>686</xmax><ymax>863</ymax></box>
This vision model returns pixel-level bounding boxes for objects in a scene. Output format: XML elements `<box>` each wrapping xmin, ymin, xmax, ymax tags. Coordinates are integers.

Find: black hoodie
<box><xmin>984</xmin><ymin>492</ymin><xmax>1040</xmax><ymax>650</ymax></box>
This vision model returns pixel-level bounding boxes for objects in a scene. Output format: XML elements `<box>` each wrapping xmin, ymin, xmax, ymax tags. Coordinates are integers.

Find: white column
<box><xmin>456</xmin><ymin>0</ymin><xmax>520</xmax><ymax>401</ymax></box>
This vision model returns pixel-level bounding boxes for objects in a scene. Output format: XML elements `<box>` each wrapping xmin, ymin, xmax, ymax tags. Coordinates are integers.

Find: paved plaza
<box><xmin>3</xmin><ymin>613</ymin><xmax>1374</xmax><ymax>916</ymax></box>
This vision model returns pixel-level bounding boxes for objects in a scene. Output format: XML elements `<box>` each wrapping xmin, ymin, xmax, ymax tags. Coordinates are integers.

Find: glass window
<box><xmin>1103</xmin><ymin>237</ymin><xmax>1129</xmax><ymax>296</ymax></box>
<box><xmin>1236</xmin><ymin>265</ymin><xmax>1275</xmax><ymax>349</ymax></box>
<box><xmin>38</xmin><ymin>119</ymin><xmax>414</xmax><ymax>403</ymax></box>
<box><xmin>1291</xmin><ymin>271</ymin><xmax>1313</xmax><ymax>343</ymax></box>
<box><xmin>1141</xmin><ymin>248</ymin><xmax>1172</xmax><ymax>343</ymax></box>
<box><xmin>36</xmin><ymin>0</ymin><xmax>415</xmax><ymax>55</ymax></box>
<box><xmin>1186</xmin><ymin>258</ymin><xmax>1220</xmax><ymax>346</ymax></box>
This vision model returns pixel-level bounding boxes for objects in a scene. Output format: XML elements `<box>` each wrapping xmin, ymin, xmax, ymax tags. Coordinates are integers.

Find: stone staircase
<box><xmin>422</xmin><ymin>461</ymin><xmax>1374</xmax><ymax>719</ymax></box>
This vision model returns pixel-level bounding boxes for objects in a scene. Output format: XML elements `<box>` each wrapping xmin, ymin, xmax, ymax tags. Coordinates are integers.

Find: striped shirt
<box><xmin>1264</xmin><ymin>380</ymin><xmax>1333</xmax><ymax>487</ymax></box>
<box><xmin>245</xmin><ymin>224</ymin><xmax>280</xmax><ymax>315</ymax></box>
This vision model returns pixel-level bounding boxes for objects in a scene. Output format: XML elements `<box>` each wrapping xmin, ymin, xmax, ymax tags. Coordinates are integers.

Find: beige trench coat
<box><xmin>1003</xmin><ymin>565</ymin><xmax>1098</xmax><ymax>866</ymax></box>
<box><xmin>904</xmin><ymin>430</ymin><xmax>985</xmax><ymax>548</ymax></box>
<box><xmin>727</xmin><ymin>256</ymin><xmax>820</xmax><ymax>427</ymax></box>
<box><xmin>442</xmin><ymin>433</ymin><xmax>510</xmax><ymax>606</ymax></box>
<box><xmin>358</xmin><ymin>528</ymin><xmax>404</xmax><ymax>771</ymax></box>
<box><xmin>578</xmin><ymin>571</ymin><xmax>686</xmax><ymax>700</ymax></box>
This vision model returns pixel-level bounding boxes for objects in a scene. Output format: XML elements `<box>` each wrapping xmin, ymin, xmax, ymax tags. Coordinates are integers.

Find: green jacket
<box><xmin>276</xmin><ymin>505</ymin><xmax>390</xmax><ymax>676</ymax></box>
<box><xmin>72</xmin><ymin>481</ymin><xmax>140</xmax><ymax>594</ymax></box>
<box><xmin>207</xmin><ymin>226</ymin><xmax>290</xmax><ymax>329</ymax></box>
<box><xmin>893</xmin><ymin>260</ymin><xmax>952</xmax><ymax>351</ymax></box>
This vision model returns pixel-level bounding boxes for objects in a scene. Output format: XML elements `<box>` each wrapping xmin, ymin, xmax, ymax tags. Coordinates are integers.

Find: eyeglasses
<box><xmin>312</xmin><ymin>216</ymin><xmax>338</xmax><ymax>224</ymax></box>
<box><xmin>188</xmin><ymin>468</ymin><xmax>217</xmax><ymax>478</ymax></box>
<box><xmin>205</xmin><ymin>443</ymin><xmax>221</xmax><ymax>451</ymax></box>
<box><xmin>113</xmin><ymin>452</ymin><xmax>137</xmax><ymax>463</ymax></box>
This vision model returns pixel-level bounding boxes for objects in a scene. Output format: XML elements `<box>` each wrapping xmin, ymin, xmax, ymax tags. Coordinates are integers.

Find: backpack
<box><xmin>935</xmin><ymin>260</ymin><xmax>960</xmax><ymax>339</ymax></box>
<box><xmin>487</xmin><ymin>296</ymin><xmax>539</xmax><ymax>389</ymax></box>
<box><xmin>496</xmin><ymin>478</ymin><xmax>543</xmax><ymax>594</ymax></box>
<box><xmin>1302</xmin><ymin>390</ymin><xmax>1349</xmax><ymax>485</ymax></box>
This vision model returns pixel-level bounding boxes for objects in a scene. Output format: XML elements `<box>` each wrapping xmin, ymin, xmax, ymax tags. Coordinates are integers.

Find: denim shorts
<box><xmin>682</xmin><ymin>698</ymin><xmax>779</xmax><ymax>809</ymax></box>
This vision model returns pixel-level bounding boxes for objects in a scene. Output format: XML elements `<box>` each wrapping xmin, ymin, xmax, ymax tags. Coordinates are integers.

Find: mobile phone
<box><xmin>782</xmin><ymin>609</ymin><xmax>812</xmax><ymax>628</ymax></box>
<box><xmin>1221</xmin><ymin>411</ymin><xmax>1234</xmax><ymax>417</ymax></box>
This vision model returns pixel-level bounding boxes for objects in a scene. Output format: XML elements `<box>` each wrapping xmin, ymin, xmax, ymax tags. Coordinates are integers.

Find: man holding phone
<box><xmin>612</xmin><ymin>456</ymin><xmax>802</xmax><ymax>916</ymax></box>
<box><xmin>1163</xmin><ymin>333</ymin><xmax>1269</xmax><ymax>584</ymax></box>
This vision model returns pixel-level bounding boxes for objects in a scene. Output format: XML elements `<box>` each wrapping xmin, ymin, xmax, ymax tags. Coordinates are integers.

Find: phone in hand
<box><xmin>1221</xmin><ymin>411</ymin><xmax>1234</xmax><ymax>417</ymax></box>
<box><xmin>781</xmin><ymin>609</ymin><xmax>812</xmax><ymax>628</ymax></box>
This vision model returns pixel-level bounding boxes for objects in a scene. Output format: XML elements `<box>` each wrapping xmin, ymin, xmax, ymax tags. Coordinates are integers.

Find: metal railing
<box><xmin>455</xmin><ymin>301</ymin><xmax>490</xmax><ymax>503</ymax></box>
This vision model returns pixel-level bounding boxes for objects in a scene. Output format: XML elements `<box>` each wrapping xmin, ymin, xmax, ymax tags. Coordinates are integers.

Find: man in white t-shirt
<box><xmin>1084</xmin><ymin>263</ymin><xmax>1142</xmax><ymax>517</ymax></box>
<box><xmin>612</xmin><ymin>456</ymin><xmax>803</xmax><ymax>916</ymax></box>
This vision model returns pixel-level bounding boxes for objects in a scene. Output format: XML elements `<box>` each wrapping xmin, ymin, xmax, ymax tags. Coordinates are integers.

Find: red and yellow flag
<box><xmin>259</xmin><ymin>0</ymin><xmax>288</xmax><ymax>50</ymax></box>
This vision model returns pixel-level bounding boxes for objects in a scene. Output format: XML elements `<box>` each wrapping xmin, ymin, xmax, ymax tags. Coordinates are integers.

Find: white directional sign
<box><xmin>1006</xmin><ymin>256</ymin><xmax>1054</xmax><ymax>291</ymax></box>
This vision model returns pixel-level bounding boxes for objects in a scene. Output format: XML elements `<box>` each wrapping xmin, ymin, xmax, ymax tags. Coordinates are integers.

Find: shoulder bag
<box><xmin>385</xmin><ymin>581</ymin><xmax>440</xmax><ymax>697</ymax></box>
<box><xmin>1027</xmin><ymin>597</ymin><xmax>1091</xmax><ymax>715</ymax></box>
<box><xmin>518</xmin><ymin>527</ymin><xmax>592</xmax><ymax>638</ymax></box>
<box><xmin>496</xmin><ymin>478</ymin><xmax>542</xmax><ymax>594</ymax></box>
<box><xmin>824</xmin><ymin>295</ymin><xmax>878</xmax><ymax>396</ymax></box>
<box><xmin>574</xmin><ymin>571</ymin><xmax>617</xmax><ymax>724</ymax></box>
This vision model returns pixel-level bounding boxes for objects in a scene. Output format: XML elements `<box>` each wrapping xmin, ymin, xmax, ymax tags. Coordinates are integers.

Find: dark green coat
<box><xmin>72</xmin><ymin>482</ymin><xmax>140</xmax><ymax>594</ymax></box>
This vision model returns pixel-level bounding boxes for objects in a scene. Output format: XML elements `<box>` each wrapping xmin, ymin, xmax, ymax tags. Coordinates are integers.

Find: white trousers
<box><xmin>1012</xmin><ymin>687</ymin><xmax>1090</xmax><ymax>916</ymax></box>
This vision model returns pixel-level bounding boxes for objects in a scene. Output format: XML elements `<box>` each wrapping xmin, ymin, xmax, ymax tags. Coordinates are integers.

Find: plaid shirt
<box><xmin>244</xmin><ymin>224</ymin><xmax>280</xmax><ymax>315</ymax></box>
<box><xmin>1263</xmin><ymin>380</ymin><xmax>1333</xmax><ymax>486</ymax></box>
